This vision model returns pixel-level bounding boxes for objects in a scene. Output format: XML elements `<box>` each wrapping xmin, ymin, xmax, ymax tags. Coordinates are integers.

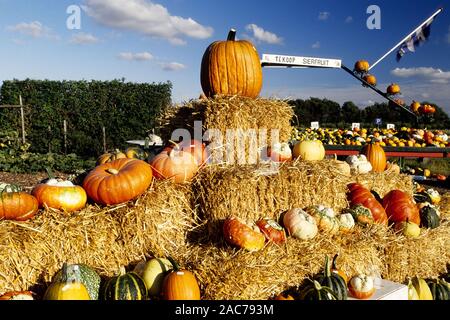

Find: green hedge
<box><xmin>0</xmin><ymin>79</ymin><xmax>172</xmax><ymax>157</ymax></box>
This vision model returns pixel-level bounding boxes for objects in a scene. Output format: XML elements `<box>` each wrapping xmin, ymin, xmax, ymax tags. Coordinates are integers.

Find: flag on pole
<box><xmin>396</xmin><ymin>19</ymin><xmax>434</xmax><ymax>61</ymax></box>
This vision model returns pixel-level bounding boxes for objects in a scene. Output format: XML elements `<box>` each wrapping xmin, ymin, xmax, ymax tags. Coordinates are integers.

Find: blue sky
<box><xmin>1</xmin><ymin>0</ymin><xmax>450</xmax><ymax>113</ymax></box>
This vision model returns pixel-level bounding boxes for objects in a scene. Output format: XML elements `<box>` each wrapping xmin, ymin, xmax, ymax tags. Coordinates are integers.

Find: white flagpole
<box><xmin>369</xmin><ymin>7</ymin><xmax>443</xmax><ymax>71</ymax></box>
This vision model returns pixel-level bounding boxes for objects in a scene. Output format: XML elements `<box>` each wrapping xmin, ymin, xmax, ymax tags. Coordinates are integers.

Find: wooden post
<box><xmin>102</xmin><ymin>126</ymin><xmax>106</xmax><ymax>152</ymax></box>
<box><xmin>19</xmin><ymin>95</ymin><xmax>26</xmax><ymax>144</ymax></box>
<box><xmin>63</xmin><ymin>120</ymin><xmax>67</xmax><ymax>155</ymax></box>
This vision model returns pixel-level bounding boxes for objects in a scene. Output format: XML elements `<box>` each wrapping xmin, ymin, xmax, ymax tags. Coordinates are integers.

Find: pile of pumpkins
<box><xmin>0</xmin><ymin>140</ymin><xmax>209</xmax><ymax>222</ymax></box>
<box><xmin>221</xmin><ymin>181</ymin><xmax>442</xmax><ymax>255</ymax></box>
<box><xmin>354</xmin><ymin>59</ymin><xmax>435</xmax><ymax>115</ymax></box>
<box><xmin>0</xmin><ymin>257</ymin><xmax>200</xmax><ymax>300</ymax></box>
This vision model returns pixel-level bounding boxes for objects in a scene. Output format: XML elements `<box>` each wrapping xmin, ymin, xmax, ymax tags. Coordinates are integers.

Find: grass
<box><xmin>390</xmin><ymin>157</ymin><xmax>450</xmax><ymax>176</ymax></box>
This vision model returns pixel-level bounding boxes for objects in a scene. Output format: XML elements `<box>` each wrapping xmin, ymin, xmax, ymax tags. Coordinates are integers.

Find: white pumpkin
<box><xmin>283</xmin><ymin>208</ymin><xmax>318</xmax><ymax>240</ymax></box>
<box><xmin>346</xmin><ymin>155</ymin><xmax>372</xmax><ymax>174</ymax></box>
<box><xmin>338</xmin><ymin>213</ymin><xmax>355</xmax><ymax>233</ymax></box>
<box><xmin>134</xmin><ymin>258</ymin><xmax>173</xmax><ymax>296</ymax></box>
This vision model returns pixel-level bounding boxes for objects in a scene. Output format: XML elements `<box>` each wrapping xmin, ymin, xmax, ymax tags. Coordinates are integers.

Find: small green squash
<box><xmin>313</xmin><ymin>255</ymin><xmax>348</xmax><ymax>300</ymax></box>
<box><xmin>345</xmin><ymin>204</ymin><xmax>374</xmax><ymax>226</ymax></box>
<box><xmin>44</xmin><ymin>264</ymin><xmax>90</xmax><ymax>300</ymax></box>
<box><xmin>102</xmin><ymin>267</ymin><xmax>147</xmax><ymax>300</ymax></box>
<box><xmin>134</xmin><ymin>258</ymin><xmax>173</xmax><ymax>297</ymax></box>
<box><xmin>300</xmin><ymin>280</ymin><xmax>338</xmax><ymax>300</ymax></box>
<box><xmin>419</xmin><ymin>204</ymin><xmax>440</xmax><ymax>229</ymax></box>
<box><xmin>53</xmin><ymin>263</ymin><xmax>101</xmax><ymax>300</ymax></box>
<box><xmin>426</xmin><ymin>279</ymin><xmax>449</xmax><ymax>300</ymax></box>
<box><xmin>414</xmin><ymin>191</ymin><xmax>432</xmax><ymax>204</ymax></box>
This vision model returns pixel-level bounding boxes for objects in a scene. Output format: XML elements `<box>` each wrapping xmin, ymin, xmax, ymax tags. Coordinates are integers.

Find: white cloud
<box><xmin>82</xmin><ymin>0</ymin><xmax>213</xmax><ymax>44</ymax></box>
<box><xmin>391</xmin><ymin>67</ymin><xmax>450</xmax><ymax>84</ymax></box>
<box><xmin>345</xmin><ymin>16</ymin><xmax>353</xmax><ymax>23</ymax></box>
<box><xmin>160</xmin><ymin>62</ymin><xmax>186</xmax><ymax>71</ymax></box>
<box><xmin>70</xmin><ymin>32</ymin><xmax>99</xmax><ymax>44</ymax></box>
<box><xmin>318</xmin><ymin>12</ymin><xmax>330</xmax><ymax>21</ymax></box>
<box><xmin>118</xmin><ymin>51</ymin><xmax>153</xmax><ymax>61</ymax></box>
<box><xmin>245</xmin><ymin>24</ymin><xmax>283</xmax><ymax>45</ymax></box>
<box><xmin>311</xmin><ymin>41</ymin><xmax>320</xmax><ymax>49</ymax></box>
<box><xmin>7</xmin><ymin>21</ymin><xmax>58</xmax><ymax>39</ymax></box>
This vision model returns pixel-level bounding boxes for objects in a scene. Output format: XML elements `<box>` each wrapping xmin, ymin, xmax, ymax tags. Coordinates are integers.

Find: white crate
<box><xmin>348</xmin><ymin>278</ymin><xmax>408</xmax><ymax>300</ymax></box>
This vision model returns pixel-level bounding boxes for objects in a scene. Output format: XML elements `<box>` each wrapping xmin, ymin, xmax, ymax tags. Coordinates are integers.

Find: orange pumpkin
<box><xmin>161</xmin><ymin>258</ymin><xmax>201</xmax><ymax>300</ymax></box>
<box><xmin>200</xmin><ymin>29</ymin><xmax>263</xmax><ymax>98</ymax></box>
<box><xmin>354</xmin><ymin>60</ymin><xmax>370</xmax><ymax>73</ymax></box>
<box><xmin>32</xmin><ymin>179</ymin><xmax>87</xmax><ymax>212</ymax></box>
<box><xmin>410</xmin><ymin>101</ymin><xmax>421</xmax><ymax>113</ymax></box>
<box><xmin>273</xmin><ymin>293</ymin><xmax>294</xmax><ymax>300</ymax></box>
<box><xmin>167</xmin><ymin>140</ymin><xmax>208</xmax><ymax>166</ymax></box>
<box><xmin>0</xmin><ymin>291</ymin><xmax>34</xmax><ymax>300</ymax></box>
<box><xmin>363</xmin><ymin>74</ymin><xmax>377</xmax><ymax>86</ymax></box>
<box><xmin>82</xmin><ymin>158</ymin><xmax>153</xmax><ymax>205</ymax></box>
<box><xmin>382</xmin><ymin>190</ymin><xmax>420</xmax><ymax>225</ymax></box>
<box><xmin>223</xmin><ymin>217</ymin><xmax>266</xmax><ymax>251</ymax></box>
<box><xmin>255</xmin><ymin>218</ymin><xmax>287</xmax><ymax>244</ymax></box>
<box><xmin>150</xmin><ymin>149</ymin><xmax>198</xmax><ymax>184</ymax></box>
<box><xmin>360</xmin><ymin>143</ymin><xmax>386</xmax><ymax>172</ymax></box>
<box><xmin>0</xmin><ymin>184</ymin><xmax>39</xmax><ymax>221</ymax></box>
<box><xmin>347</xmin><ymin>183</ymin><xmax>388</xmax><ymax>225</ymax></box>
<box><xmin>96</xmin><ymin>149</ymin><xmax>127</xmax><ymax>165</ymax></box>
<box><xmin>387</xmin><ymin>83</ymin><xmax>401</xmax><ymax>95</ymax></box>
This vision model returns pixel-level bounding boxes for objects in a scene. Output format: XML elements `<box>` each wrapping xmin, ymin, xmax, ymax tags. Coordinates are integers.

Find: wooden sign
<box><xmin>261</xmin><ymin>54</ymin><xmax>342</xmax><ymax>68</ymax></box>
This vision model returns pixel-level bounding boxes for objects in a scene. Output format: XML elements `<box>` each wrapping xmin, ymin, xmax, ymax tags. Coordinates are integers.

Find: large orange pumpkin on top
<box><xmin>360</xmin><ymin>143</ymin><xmax>386</xmax><ymax>172</ymax></box>
<box><xmin>382</xmin><ymin>190</ymin><xmax>420</xmax><ymax>225</ymax></box>
<box><xmin>82</xmin><ymin>158</ymin><xmax>153</xmax><ymax>205</ymax></box>
<box><xmin>200</xmin><ymin>29</ymin><xmax>263</xmax><ymax>98</ymax></box>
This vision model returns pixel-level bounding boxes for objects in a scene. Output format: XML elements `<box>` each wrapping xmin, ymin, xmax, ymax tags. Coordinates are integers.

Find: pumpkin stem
<box><xmin>119</xmin><ymin>266</ymin><xmax>127</xmax><ymax>276</ymax></box>
<box><xmin>227</xmin><ymin>29</ymin><xmax>237</xmax><ymax>41</ymax></box>
<box><xmin>332</xmin><ymin>254</ymin><xmax>339</xmax><ymax>270</ymax></box>
<box><xmin>324</xmin><ymin>255</ymin><xmax>331</xmax><ymax>278</ymax></box>
<box><xmin>166</xmin><ymin>256</ymin><xmax>180</xmax><ymax>272</ymax></box>
<box><xmin>45</xmin><ymin>167</ymin><xmax>55</xmax><ymax>180</ymax></box>
<box><xmin>106</xmin><ymin>168</ymin><xmax>120</xmax><ymax>175</ymax></box>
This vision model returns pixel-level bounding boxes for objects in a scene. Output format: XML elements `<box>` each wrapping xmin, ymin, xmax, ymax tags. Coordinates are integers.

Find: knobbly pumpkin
<box><xmin>223</xmin><ymin>217</ymin><xmax>266</xmax><ymax>251</ymax></box>
<box><xmin>360</xmin><ymin>143</ymin><xmax>386</xmax><ymax>172</ymax></box>
<box><xmin>150</xmin><ymin>149</ymin><xmax>198</xmax><ymax>184</ymax></box>
<box><xmin>0</xmin><ymin>183</ymin><xmax>39</xmax><ymax>221</ymax></box>
<box><xmin>266</xmin><ymin>142</ymin><xmax>292</xmax><ymax>162</ymax></box>
<box><xmin>282</xmin><ymin>208</ymin><xmax>318</xmax><ymax>240</ymax></box>
<box><xmin>382</xmin><ymin>190</ymin><xmax>420</xmax><ymax>225</ymax></box>
<box><xmin>200</xmin><ymin>29</ymin><xmax>263</xmax><ymax>98</ymax></box>
<box><xmin>102</xmin><ymin>267</ymin><xmax>147</xmax><ymax>300</ymax></box>
<box><xmin>0</xmin><ymin>291</ymin><xmax>34</xmax><ymax>300</ymax></box>
<box><xmin>255</xmin><ymin>218</ymin><xmax>287</xmax><ymax>244</ymax></box>
<box><xmin>32</xmin><ymin>170</ymin><xmax>87</xmax><ymax>212</ymax></box>
<box><xmin>83</xmin><ymin>158</ymin><xmax>153</xmax><ymax>205</ymax></box>
<box><xmin>304</xmin><ymin>205</ymin><xmax>340</xmax><ymax>234</ymax></box>
<box><xmin>44</xmin><ymin>264</ymin><xmax>91</xmax><ymax>300</ymax></box>
<box><xmin>161</xmin><ymin>258</ymin><xmax>201</xmax><ymax>300</ymax></box>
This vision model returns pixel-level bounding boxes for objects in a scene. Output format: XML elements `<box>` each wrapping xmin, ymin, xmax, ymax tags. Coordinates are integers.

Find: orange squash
<box><xmin>354</xmin><ymin>60</ymin><xmax>370</xmax><ymax>73</ymax></box>
<box><xmin>0</xmin><ymin>184</ymin><xmax>39</xmax><ymax>221</ymax></box>
<box><xmin>82</xmin><ymin>158</ymin><xmax>153</xmax><ymax>205</ymax></box>
<box><xmin>32</xmin><ymin>178</ymin><xmax>87</xmax><ymax>212</ymax></box>
<box><xmin>347</xmin><ymin>183</ymin><xmax>388</xmax><ymax>225</ymax></box>
<box><xmin>223</xmin><ymin>217</ymin><xmax>266</xmax><ymax>251</ymax></box>
<box><xmin>410</xmin><ymin>101</ymin><xmax>421</xmax><ymax>113</ymax></box>
<box><xmin>200</xmin><ymin>29</ymin><xmax>263</xmax><ymax>98</ymax></box>
<box><xmin>382</xmin><ymin>190</ymin><xmax>420</xmax><ymax>225</ymax></box>
<box><xmin>361</xmin><ymin>143</ymin><xmax>386</xmax><ymax>172</ymax></box>
<box><xmin>161</xmin><ymin>258</ymin><xmax>201</xmax><ymax>300</ymax></box>
<box><xmin>387</xmin><ymin>83</ymin><xmax>401</xmax><ymax>95</ymax></box>
<box><xmin>150</xmin><ymin>149</ymin><xmax>198</xmax><ymax>184</ymax></box>
<box><xmin>96</xmin><ymin>149</ymin><xmax>127</xmax><ymax>165</ymax></box>
<box><xmin>363</xmin><ymin>74</ymin><xmax>377</xmax><ymax>86</ymax></box>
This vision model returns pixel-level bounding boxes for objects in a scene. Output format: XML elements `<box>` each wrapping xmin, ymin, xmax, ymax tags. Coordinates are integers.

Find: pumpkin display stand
<box><xmin>0</xmin><ymin>180</ymin><xmax>199</xmax><ymax>293</ymax></box>
<box><xmin>157</xmin><ymin>95</ymin><xmax>293</xmax><ymax>163</ymax></box>
<box><xmin>192</xmin><ymin>159</ymin><xmax>415</xmax><ymax>240</ymax></box>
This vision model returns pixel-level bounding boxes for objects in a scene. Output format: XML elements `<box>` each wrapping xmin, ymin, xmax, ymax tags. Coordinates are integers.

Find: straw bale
<box><xmin>0</xmin><ymin>180</ymin><xmax>198</xmax><ymax>293</ymax></box>
<box><xmin>179</xmin><ymin>225</ymin><xmax>387</xmax><ymax>300</ymax></box>
<box><xmin>193</xmin><ymin>160</ymin><xmax>414</xmax><ymax>239</ymax></box>
<box><xmin>156</xmin><ymin>96</ymin><xmax>294</xmax><ymax>164</ymax></box>
<box><xmin>382</xmin><ymin>220</ymin><xmax>450</xmax><ymax>283</ymax></box>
